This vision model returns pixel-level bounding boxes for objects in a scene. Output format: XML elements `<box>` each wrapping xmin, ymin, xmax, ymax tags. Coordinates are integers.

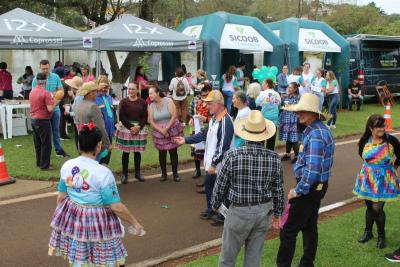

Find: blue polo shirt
<box><xmin>32</xmin><ymin>73</ymin><xmax>63</xmax><ymax>111</ymax></box>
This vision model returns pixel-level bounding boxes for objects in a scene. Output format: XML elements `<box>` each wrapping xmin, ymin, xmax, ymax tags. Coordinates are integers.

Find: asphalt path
<box><xmin>0</xmin><ymin>135</ymin><xmax>376</xmax><ymax>266</ymax></box>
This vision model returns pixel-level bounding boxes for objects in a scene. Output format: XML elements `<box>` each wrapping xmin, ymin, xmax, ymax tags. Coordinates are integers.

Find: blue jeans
<box><xmin>222</xmin><ymin>90</ymin><xmax>234</xmax><ymax>115</ymax></box>
<box><xmin>327</xmin><ymin>94</ymin><xmax>340</xmax><ymax>126</ymax></box>
<box><xmin>50</xmin><ymin>109</ymin><xmax>63</xmax><ymax>153</ymax></box>
<box><xmin>205</xmin><ymin>171</ymin><xmax>217</xmax><ymax>213</ymax></box>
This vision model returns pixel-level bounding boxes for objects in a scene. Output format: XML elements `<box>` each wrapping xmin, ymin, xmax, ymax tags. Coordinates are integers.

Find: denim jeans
<box><xmin>205</xmin><ymin>171</ymin><xmax>217</xmax><ymax>213</ymax></box>
<box><xmin>50</xmin><ymin>109</ymin><xmax>63</xmax><ymax>153</ymax></box>
<box><xmin>327</xmin><ymin>94</ymin><xmax>340</xmax><ymax>126</ymax></box>
<box><xmin>222</xmin><ymin>90</ymin><xmax>234</xmax><ymax>115</ymax></box>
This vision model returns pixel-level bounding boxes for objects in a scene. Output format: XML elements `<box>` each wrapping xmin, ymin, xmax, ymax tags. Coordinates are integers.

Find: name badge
<box><xmin>316</xmin><ymin>184</ymin><xmax>323</xmax><ymax>191</ymax></box>
<box><xmin>299</xmin><ymin>144</ymin><xmax>304</xmax><ymax>153</ymax></box>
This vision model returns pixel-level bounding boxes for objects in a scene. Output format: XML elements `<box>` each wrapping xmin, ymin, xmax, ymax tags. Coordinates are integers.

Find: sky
<box><xmin>335</xmin><ymin>0</ymin><xmax>400</xmax><ymax>14</ymax></box>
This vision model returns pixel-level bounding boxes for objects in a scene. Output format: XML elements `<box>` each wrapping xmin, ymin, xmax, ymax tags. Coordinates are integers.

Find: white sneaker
<box><xmin>330</xmin><ymin>125</ymin><xmax>336</xmax><ymax>129</ymax></box>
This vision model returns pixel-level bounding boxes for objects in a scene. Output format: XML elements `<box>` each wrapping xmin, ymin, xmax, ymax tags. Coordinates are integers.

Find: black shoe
<box><xmin>160</xmin><ymin>174</ymin><xmax>167</xmax><ymax>182</ymax></box>
<box><xmin>358</xmin><ymin>231</ymin><xmax>373</xmax><ymax>243</ymax></box>
<box><xmin>173</xmin><ymin>175</ymin><xmax>181</xmax><ymax>182</ymax></box>
<box><xmin>196</xmin><ymin>183</ymin><xmax>205</xmax><ymax>187</ymax></box>
<box><xmin>291</xmin><ymin>157</ymin><xmax>298</xmax><ymax>164</ymax></box>
<box><xmin>192</xmin><ymin>169</ymin><xmax>201</xmax><ymax>179</ymax></box>
<box><xmin>134</xmin><ymin>173</ymin><xmax>145</xmax><ymax>182</ymax></box>
<box><xmin>196</xmin><ymin>186</ymin><xmax>205</xmax><ymax>194</ymax></box>
<box><xmin>281</xmin><ymin>154</ymin><xmax>291</xmax><ymax>161</ymax></box>
<box><xmin>211</xmin><ymin>214</ymin><xmax>225</xmax><ymax>226</ymax></box>
<box><xmin>200</xmin><ymin>211</ymin><xmax>216</xmax><ymax>220</ymax></box>
<box><xmin>385</xmin><ymin>249</ymin><xmax>400</xmax><ymax>262</ymax></box>
<box><xmin>56</xmin><ymin>150</ymin><xmax>70</xmax><ymax>157</ymax></box>
<box><xmin>377</xmin><ymin>236</ymin><xmax>387</xmax><ymax>249</ymax></box>
<box><xmin>121</xmin><ymin>174</ymin><xmax>128</xmax><ymax>184</ymax></box>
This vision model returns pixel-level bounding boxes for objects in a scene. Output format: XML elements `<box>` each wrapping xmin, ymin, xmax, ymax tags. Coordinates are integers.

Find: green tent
<box><xmin>177</xmin><ymin>11</ymin><xmax>286</xmax><ymax>85</ymax></box>
<box><xmin>267</xmin><ymin>18</ymin><xmax>349</xmax><ymax>105</ymax></box>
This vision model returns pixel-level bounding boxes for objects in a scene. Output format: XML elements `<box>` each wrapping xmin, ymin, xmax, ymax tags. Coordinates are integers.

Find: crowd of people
<box><xmin>1</xmin><ymin>56</ymin><xmax>399</xmax><ymax>266</ymax></box>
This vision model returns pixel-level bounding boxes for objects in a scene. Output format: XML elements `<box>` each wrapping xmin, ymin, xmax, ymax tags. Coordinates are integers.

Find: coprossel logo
<box><xmin>305</xmin><ymin>31</ymin><xmax>328</xmax><ymax>45</ymax></box>
<box><xmin>229</xmin><ymin>26</ymin><xmax>259</xmax><ymax>43</ymax></box>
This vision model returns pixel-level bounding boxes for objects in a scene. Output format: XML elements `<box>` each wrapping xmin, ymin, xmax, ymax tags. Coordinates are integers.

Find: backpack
<box><xmin>175</xmin><ymin>78</ymin><xmax>186</xmax><ymax>97</ymax></box>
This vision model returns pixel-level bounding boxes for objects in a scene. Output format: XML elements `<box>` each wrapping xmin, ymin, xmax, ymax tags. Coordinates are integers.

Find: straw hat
<box><xmin>234</xmin><ymin>110</ymin><xmax>276</xmax><ymax>142</ymax></box>
<box><xmin>77</xmin><ymin>81</ymin><xmax>99</xmax><ymax>96</ymax></box>
<box><xmin>203</xmin><ymin>90</ymin><xmax>224</xmax><ymax>104</ymax></box>
<box><xmin>65</xmin><ymin>76</ymin><xmax>83</xmax><ymax>90</ymax></box>
<box><xmin>283</xmin><ymin>93</ymin><xmax>326</xmax><ymax>121</ymax></box>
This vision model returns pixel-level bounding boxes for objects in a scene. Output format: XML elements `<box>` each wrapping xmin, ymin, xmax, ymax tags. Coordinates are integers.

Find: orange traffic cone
<box><xmin>0</xmin><ymin>144</ymin><xmax>15</xmax><ymax>186</ymax></box>
<box><xmin>384</xmin><ymin>103</ymin><xmax>393</xmax><ymax>132</ymax></box>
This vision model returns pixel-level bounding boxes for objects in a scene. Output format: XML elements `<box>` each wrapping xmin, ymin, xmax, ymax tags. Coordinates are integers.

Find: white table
<box><xmin>5</xmin><ymin>103</ymin><xmax>30</xmax><ymax>139</ymax></box>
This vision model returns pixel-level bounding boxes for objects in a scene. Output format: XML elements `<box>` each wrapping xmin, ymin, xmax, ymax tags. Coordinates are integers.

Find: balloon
<box><xmin>270</xmin><ymin>66</ymin><xmax>278</xmax><ymax>76</ymax></box>
<box><xmin>252</xmin><ymin>65</ymin><xmax>278</xmax><ymax>83</ymax></box>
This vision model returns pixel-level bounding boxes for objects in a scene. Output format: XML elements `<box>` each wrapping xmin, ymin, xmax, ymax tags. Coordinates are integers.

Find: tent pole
<box><xmin>58</xmin><ymin>49</ymin><xmax>61</xmax><ymax>61</ymax></box>
<box><xmin>96</xmin><ymin>51</ymin><xmax>101</xmax><ymax>77</ymax></box>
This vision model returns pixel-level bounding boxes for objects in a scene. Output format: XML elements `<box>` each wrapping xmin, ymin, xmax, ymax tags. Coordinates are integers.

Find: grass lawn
<box><xmin>183</xmin><ymin>201</ymin><xmax>400</xmax><ymax>267</ymax></box>
<box><xmin>3</xmin><ymin>103</ymin><xmax>400</xmax><ymax>180</ymax></box>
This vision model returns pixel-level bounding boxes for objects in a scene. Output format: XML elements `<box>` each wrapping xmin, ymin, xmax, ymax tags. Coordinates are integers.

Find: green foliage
<box><xmin>321</xmin><ymin>3</ymin><xmax>400</xmax><ymax>36</ymax></box>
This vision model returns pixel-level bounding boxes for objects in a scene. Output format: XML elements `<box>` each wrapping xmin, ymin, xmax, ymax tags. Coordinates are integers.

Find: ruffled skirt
<box><xmin>48</xmin><ymin>197</ymin><xmax>127</xmax><ymax>266</ymax></box>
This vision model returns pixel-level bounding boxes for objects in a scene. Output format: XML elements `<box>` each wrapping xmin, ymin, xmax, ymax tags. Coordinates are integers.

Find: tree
<box><xmin>32</xmin><ymin>0</ymin><xmax>159</xmax><ymax>84</ymax></box>
<box><xmin>322</xmin><ymin>3</ymin><xmax>389</xmax><ymax>35</ymax></box>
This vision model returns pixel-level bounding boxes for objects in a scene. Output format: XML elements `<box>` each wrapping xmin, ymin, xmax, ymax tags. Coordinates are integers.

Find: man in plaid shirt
<box><xmin>277</xmin><ymin>93</ymin><xmax>335</xmax><ymax>267</ymax></box>
<box><xmin>211</xmin><ymin>110</ymin><xmax>284</xmax><ymax>267</ymax></box>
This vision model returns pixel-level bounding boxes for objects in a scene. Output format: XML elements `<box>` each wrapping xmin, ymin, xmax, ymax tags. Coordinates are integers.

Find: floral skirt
<box><xmin>152</xmin><ymin>119</ymin><xmax>184</xmax><ymax>151</ymax></box>
<box><xmin>115</xmin><ymin>124</ymin><xmax>148</xmax><ymax>153</ymax></box>
<box><xmin>48</xmin><ymin>197</ymin><xmax>127</xmax><ymax>266</ymax></box>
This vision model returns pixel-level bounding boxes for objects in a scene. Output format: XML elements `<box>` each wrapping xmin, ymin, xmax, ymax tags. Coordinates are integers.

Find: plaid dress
<box><xmin>48</xmin><ymin>157</ymin><xmax>127</xmax><ymax>267</ymax></box>
<box><xmin>279</xmin><ymin>94</ymin><xmax>300</xmax><ymax>142</ymax></box>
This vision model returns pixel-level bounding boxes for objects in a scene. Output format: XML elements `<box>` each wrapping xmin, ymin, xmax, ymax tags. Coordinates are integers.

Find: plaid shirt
<box><xmin>294</xmin><ymin>120</ymin><xmax>335</xmax><ymax>195</ymax></box>
<box><xmin>211</xmin><ymin>142</ymin><xmax>285</xmax><ymax>217</ymax></box>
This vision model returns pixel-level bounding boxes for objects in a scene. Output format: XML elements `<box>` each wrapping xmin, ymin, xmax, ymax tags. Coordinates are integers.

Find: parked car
<box><xmin>347</xmin><ymin>34</ymin><xmax>400</xmax><ymax>98</ymax></box>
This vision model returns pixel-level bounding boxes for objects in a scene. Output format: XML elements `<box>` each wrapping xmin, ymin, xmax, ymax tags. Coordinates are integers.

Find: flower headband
<box><xmin>79</xmin><ymin>122</ymin><xmax>95</xmax><ymax>131</ymax></box>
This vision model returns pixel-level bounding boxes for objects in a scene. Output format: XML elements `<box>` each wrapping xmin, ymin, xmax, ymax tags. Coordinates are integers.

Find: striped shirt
<box><xmin>211</xmin><ymin>142</ymin><xmax>285</xmax><ymax>217</ymax></box>
<box><xmin>294</xmin><ymin>120</ymin><xmax>335</xmax><ymax>195</ymax></box>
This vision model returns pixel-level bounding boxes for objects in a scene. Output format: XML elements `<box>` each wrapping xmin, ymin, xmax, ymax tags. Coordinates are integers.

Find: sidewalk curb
<box><xmin>129</xmin><ymin>197</ymin><xmax>360</xmax><ymax>267</ymax></box>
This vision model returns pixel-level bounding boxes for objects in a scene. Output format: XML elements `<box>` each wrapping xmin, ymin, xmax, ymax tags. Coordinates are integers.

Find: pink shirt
<box><xmin>0</xmin><ymin>70</ymin><xmax>12</xmax><ymax>90</ymax></box>
<box><xmin>136</xmin><ymin>75</ymin><xmax>149</xmax><ymax>90</ymax></box>
<box><xmin>82</xmin><ymin>74</ymin><xmax>95</xmax><ymax>83</ymax></box>
<box><xmin>30</xmin><ymin>85</ymin><xmax>55</xmax><ymax>119</ymax></box>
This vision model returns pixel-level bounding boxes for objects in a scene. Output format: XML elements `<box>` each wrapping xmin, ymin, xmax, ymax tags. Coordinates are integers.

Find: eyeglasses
<box><xmin>200</xmin><ymin>94</ymin><xmax>208</xmax><ymax>98</ymax></box>
<box><xmin>128</xmin><ymin>87</ymin><xmax>137</xmax><ymax>90</ymax></box>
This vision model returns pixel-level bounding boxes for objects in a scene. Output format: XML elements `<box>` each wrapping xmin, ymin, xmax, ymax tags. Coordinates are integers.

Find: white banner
<box><xmin>220</xmin><ymin>24</ymin><xmax>273</xmax><ymax>52</ymax></box>
<box><xmin>298</xmin><ymin>28</ymin><xmax>341</xmax><ymax>53</ymax></box>
<box><xmin>181</xmin><ymin>25</ymin><xmax>203</xmax><ymax>39</ymax></box>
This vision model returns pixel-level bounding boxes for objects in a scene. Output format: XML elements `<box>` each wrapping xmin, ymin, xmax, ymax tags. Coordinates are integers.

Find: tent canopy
<box><xmin>0</xmin><ymin>8</ymin><xmax>93</xmax><ymax>50</ymax></box>
<box><xmin>267</xmin><ymin>18</ymin><xmax>349</xmax><ymax>104</ymax></box>
<box><xmin>85</xmin><ymin>15</ymin><xmax>202</xmax><ymax>52</ymax></box>
<box><xmin>177</xmin><ymin>11</ymin><xmax>286</xmax><ymax>79</ymax></box>
<box><xmin>267</xmin><ymin>18</ymin><xmax>347</xmax><ymax>54</ymax></box>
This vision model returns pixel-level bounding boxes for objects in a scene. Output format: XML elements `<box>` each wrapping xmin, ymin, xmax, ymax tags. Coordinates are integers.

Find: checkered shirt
<box><xmin>294</xmin><ymin>119</ymin><xmax>335</xmax><ymax>195</ymax></box>
<box><xmin>211</xmin><ymin>142</ymin><xmax>285</xmax><ymax>217</ymax></box>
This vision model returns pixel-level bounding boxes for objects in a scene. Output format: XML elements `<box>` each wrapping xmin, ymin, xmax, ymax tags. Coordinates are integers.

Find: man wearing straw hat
<box><xmin>75</xmin><ymin>82</ymin><xmax>112</xmax><ymax>162</ymax></box>
<box><xmin>277</xmin><ymin>93</ymin><xmax>335</xmax><ymax>267</ymax></box>
<box><xmin>211</xmin><ymin>110</ymin><xmax>284</xmax><ymax>267</ymax></box>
